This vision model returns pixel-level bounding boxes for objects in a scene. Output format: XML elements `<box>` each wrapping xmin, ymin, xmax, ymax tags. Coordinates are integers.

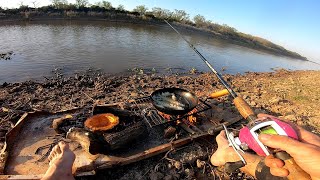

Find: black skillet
<box><xmin>150</xmin><ymin>88</ymin><xmax>199</xmax><ymax>115</ymax></box>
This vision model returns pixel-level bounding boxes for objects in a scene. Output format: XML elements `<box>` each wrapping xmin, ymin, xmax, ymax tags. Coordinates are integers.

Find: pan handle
<box><xmin>209</xmin><ymin>89</ymin><xmax>229</xmax><ymax>98</ymax></box>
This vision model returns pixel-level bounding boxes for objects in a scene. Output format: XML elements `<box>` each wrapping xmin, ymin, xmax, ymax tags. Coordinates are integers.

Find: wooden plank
<box><xmin>0</xmin><ymin>174</ymin><xmax>43</xmax><ymax>180</ymax></box>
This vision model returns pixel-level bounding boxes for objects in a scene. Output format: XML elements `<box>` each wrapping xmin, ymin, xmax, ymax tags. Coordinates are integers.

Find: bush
<box><xmin>133</xmin><ymin>5</ymin><xmax>148</xmax><ymax>15</ymax></box>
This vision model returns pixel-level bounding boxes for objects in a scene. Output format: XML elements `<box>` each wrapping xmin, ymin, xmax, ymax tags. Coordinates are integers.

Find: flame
<box><xmin>188</xmin><ymin>115</ymin><xmax>197</xmax><ymax>123</ymax></box>
<box><xmin>187</xmin><ymin>108</ymin><xmax>198</xmax><ymax>123</ymax></box>
<box><xmin>157</xmin><ymin>111</ymin><xmax>171</xmax><ymax>121</ymax></box>
<box><xmin>157</xmin><ymin>108</ymin><xmax>198</xmax><ymax>124</ymax></box>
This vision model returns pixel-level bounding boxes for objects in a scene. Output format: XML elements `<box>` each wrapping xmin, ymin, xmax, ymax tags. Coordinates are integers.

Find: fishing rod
<box><xmin>164</xmin><ymin>20</ymin><xmax>256</xmax><ymax>122</ymax></box>
<box><xmin>164</xmin><ymin>20</ymin><xmax>311</xmax><ymax>179</ymax></box>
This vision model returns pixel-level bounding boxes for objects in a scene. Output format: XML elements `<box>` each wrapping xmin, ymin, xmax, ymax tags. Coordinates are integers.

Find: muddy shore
<box><xmin>0</xmin><ymin>69</ymin><xmax>319</xmax><ymax>179</ymax></box>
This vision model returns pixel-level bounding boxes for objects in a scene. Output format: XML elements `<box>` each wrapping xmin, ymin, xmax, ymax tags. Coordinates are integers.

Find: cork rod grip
<box><xmin>233</xmin><ymin>96</ymin><xmax>255</xmax><ymax>120</ymax></box>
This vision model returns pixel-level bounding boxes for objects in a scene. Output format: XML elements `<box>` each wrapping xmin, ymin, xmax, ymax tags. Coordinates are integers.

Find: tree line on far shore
<box><xmin>0</xmin><ymin>0</ymin><xmax>306</xmax><ymax>60</ymax></box>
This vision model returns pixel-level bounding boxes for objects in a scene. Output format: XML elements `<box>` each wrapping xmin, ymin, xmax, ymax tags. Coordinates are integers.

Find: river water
<box><xmin>0</xmin><ymin>21</ymin><xmax>319</xmax><ymax>83</ymax></box>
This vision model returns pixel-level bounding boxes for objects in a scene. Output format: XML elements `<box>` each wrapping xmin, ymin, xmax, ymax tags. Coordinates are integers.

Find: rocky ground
<box><xmin>0</xmin><ymin>69</ymin><xmax>319</xmax><ymax>179</ymax></box>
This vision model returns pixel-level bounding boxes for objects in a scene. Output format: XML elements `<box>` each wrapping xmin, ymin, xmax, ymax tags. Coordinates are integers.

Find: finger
<box><xmin>270</xmin><ymin>167</ymin><xmax>289</xmax><ymax>177</ymax></box>
<box><xmin>257</xmin><ymin>113</ymin><xmax>292</xmax><ymax>125</ymax></box>
<box><xmin>295</xmin><ymin>126</ymin><xmax>320</xmax><ymax>147</ymax></box>
<box><xmin>257</xmin><ymin>113</ymin><xmax>276</xmax><ymax>119</ymax></box>
<box><xmin>265</xmin><ymin>155</ymin><xmax>284</xmax><ymax>168</ymax></box>
<box><xmin>258</xmin><ymin>114</ymin><xmax>320</xmax><ymax>147</ymax></box>
<box><xmin>216</xmin><ymin>130</ymin><xmax>228</xmax><ymax>146</ymax></box>
<box><xmin>259</xmin><ymin>134</ymin><xmax>311</xmax><ymax>156</ymax></box>
<box><xmin>219</xmin><ymin>130</ymin><xmax>226</xmax><ymax>137</ymax></box>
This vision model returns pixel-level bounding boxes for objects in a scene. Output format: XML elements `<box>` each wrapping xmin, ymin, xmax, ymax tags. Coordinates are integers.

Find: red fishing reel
<box><xmin>237</xmin><ymin>116</ymin><xmax>298</xmax><ymax>156</ymax></box>
<box><xmin>222</xmin><ymin>116</ymin><xmax>299</xmax><ymax>173</ymax></box>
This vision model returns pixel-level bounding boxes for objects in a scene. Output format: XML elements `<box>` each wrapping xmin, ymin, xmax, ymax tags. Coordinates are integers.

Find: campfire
<box><xmin>1</xmin><ymin>87</ymin><xmax>244</xmax><ymax>179</ymax></box>
<box><xmin>57</xmin><ymin>94</ymin><xmax>212</xmax><ymax>155</ymax></box>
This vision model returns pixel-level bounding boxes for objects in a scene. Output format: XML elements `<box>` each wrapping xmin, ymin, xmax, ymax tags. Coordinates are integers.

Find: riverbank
<box><xmin>0</xmin><ymin>70</ymin><xmax>319</xmax><ymax>179</ymax></box>
<box><xmin>2</xmin><ymin>69</ymin><xmax>319</xmax><ymax>127</ymax></box>
<box><xmin>0</xmin><ymin>13</ymin><xmax>307</xmax><ymax>61</ymax></box>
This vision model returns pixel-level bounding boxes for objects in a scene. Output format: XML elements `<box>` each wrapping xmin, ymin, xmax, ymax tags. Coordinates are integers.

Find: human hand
<box><xmin>258</xmin><ymin>114</ymin><xmax>320</xmax><ymax>180</ymax></box>
<box><xmin>211</xmin><ymin>130</ymin><xmax>263</xmax><ymax>176</ymax></box>
<box><xmin>210</xmin><ymin>130</ymin><xmax>242</xmax><ymax>166</ymax></box>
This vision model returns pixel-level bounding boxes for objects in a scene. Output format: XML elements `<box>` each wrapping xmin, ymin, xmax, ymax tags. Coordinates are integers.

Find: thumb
<box><xmin>259</xmin><ymin>134</ymin><xmax>309</xmax><ymax>156</ymax></box>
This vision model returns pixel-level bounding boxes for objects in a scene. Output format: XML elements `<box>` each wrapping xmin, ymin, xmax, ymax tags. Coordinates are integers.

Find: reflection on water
<box><xmin>0</xmin><ymin>21</ymin><xmax>319</xmax><ymax>83</ymax></box>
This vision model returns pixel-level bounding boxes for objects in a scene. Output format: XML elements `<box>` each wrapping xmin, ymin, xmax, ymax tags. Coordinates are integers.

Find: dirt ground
<box><xmin>0</xmin><ymin>69</ymin><xmax>319</xmax><ymax>179</ymax></box>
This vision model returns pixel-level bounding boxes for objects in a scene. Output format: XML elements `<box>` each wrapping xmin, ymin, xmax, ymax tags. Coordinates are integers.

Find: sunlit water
<box><xmin>0</xmin><ymin>21</ymin><xmax>319</xmax><ymax>83</ymax></box>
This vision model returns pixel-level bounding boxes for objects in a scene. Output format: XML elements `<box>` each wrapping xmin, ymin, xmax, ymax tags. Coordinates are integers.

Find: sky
<box><xmin>0</xmin><ymin>0</ymin><xmax>319</xmax><ymax>62</ymax></box>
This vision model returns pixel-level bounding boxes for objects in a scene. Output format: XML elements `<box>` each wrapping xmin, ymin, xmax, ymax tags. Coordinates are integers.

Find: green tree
<box><xmin>133</xmin><ymin>5</ymin><xmax>148</xmax><ymax>15</ymax></box>
<box><xmin>18</xmin><ymin>1</ymin><xmax>29</xmax><ymax>11</ymax></box>
<box><xmin>193</xmin><ymin>14</ymin><xmax>206</xmax><ymax>27</ymax></box>
<box><xmin>102</xmin><ymin>1</ymin><xmax>112</xmax><ymax>9</ymax></box>
<box><xmin>152</xmin><ymin>7</ymin><xmax>172</xmax><ymax>19</ymax></box>
<box><xmin>75</xmin><ymin>0</ymin><xmax>88</xmax><ymax>8</ymax></box>
<box><xmin>217</xmin><ymin>24</ymin><xmax>238</xmax><ymax>35</ymax></box>
<box><xmin>31</xmin><ymin>1</ymin><xmax>39</xmax><ymax>8</ymax></box>
<box><xmin>117</xmin><ymin>4</ymin><xmax>125</xmax><ymax>11</ymax></box>
<box><xmin>172</xmin><ymin>9</ymin><xmax>189</xmax><ymax>22</ymax></box>
<box><xmin>51</xmin><ymin>0</ymin><xmax>68</xmax><ymax>9</ymax></box>
<box><xmin>95</xmin><ymin>1</ymin><xmax>112</xmax><ymax>9</ymax></box>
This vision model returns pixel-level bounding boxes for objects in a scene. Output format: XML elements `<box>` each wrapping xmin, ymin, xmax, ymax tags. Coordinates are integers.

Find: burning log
<box><xmin>157</xmin><ymin>111</ymin><xmax>172</xmax><ymax>121</ymax></box>
<box><xmin>103</xmin><ymin>121</ymin><xmax>147</xmax><ymax>151</ymax></box>
<box><xmin>164</xmin><ymin>126</ymin><xmax>176</xmax><ymax>138</ymax></box>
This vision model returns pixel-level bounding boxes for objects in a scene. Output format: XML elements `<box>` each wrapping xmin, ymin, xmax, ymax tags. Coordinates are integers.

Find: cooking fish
<box><xmin>152</xmin><ymin>92</ymin><xmax>190</xmax><ymax>110</ymax></box>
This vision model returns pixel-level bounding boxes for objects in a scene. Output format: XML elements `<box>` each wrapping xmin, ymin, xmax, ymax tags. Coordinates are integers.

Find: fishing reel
<box><xmin>237</xmin><ymin>116</ymin><xmax>298</xmax><ymax>156</ymax></box>
<box><xmin>223</xmin><ymin>116</ymin><xmax>298</xmax><ymax>172</ymax></box>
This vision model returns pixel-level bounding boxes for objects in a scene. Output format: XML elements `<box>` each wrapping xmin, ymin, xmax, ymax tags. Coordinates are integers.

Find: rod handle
<box><xmin>209</xmin><ymin>89</ymin><xmax>229</xmax><ymax>98</ymax></box>
<box><xmin>275</xmin><ymin>151</ymin><xmax>311</xmax><ymax>180</ymax></box>
<box><xmin>233</xmin><ymin>96</ymin><xmax>255</xmax><ymax>120</ymax></box>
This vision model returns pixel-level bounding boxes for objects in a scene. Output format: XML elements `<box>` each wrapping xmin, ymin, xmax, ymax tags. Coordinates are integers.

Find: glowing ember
<box><xmin>186</xmin><ymin>108</ymin><xmax>198</xmax><ymax>123</ymax></box>
<box><xmin>156</xmin><ymin>111</ymin><xmax>171</xmax><ymax>121</ymax></box>
<box><xmin>188</xmin><ymin>115</ymin><xmax>197</xmax><ymax>123</ymax></box>
<box><xmin>157</xmin><ymin>108</ymin><xmax>198</xmax><ymax>124</ymax></box>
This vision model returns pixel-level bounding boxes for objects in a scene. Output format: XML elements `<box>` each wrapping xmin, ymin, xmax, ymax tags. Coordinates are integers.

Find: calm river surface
<box><xmin>0</xmin><ymin>21</ymin><xmax>319</xmax><ymax>83</ymax></box>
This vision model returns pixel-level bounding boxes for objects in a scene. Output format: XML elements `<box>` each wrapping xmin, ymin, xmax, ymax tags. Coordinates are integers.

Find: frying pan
<box><xmin>151</xmin><ymin>88</ymin><xmax>199</xmax><ymax>115</ymax></box>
